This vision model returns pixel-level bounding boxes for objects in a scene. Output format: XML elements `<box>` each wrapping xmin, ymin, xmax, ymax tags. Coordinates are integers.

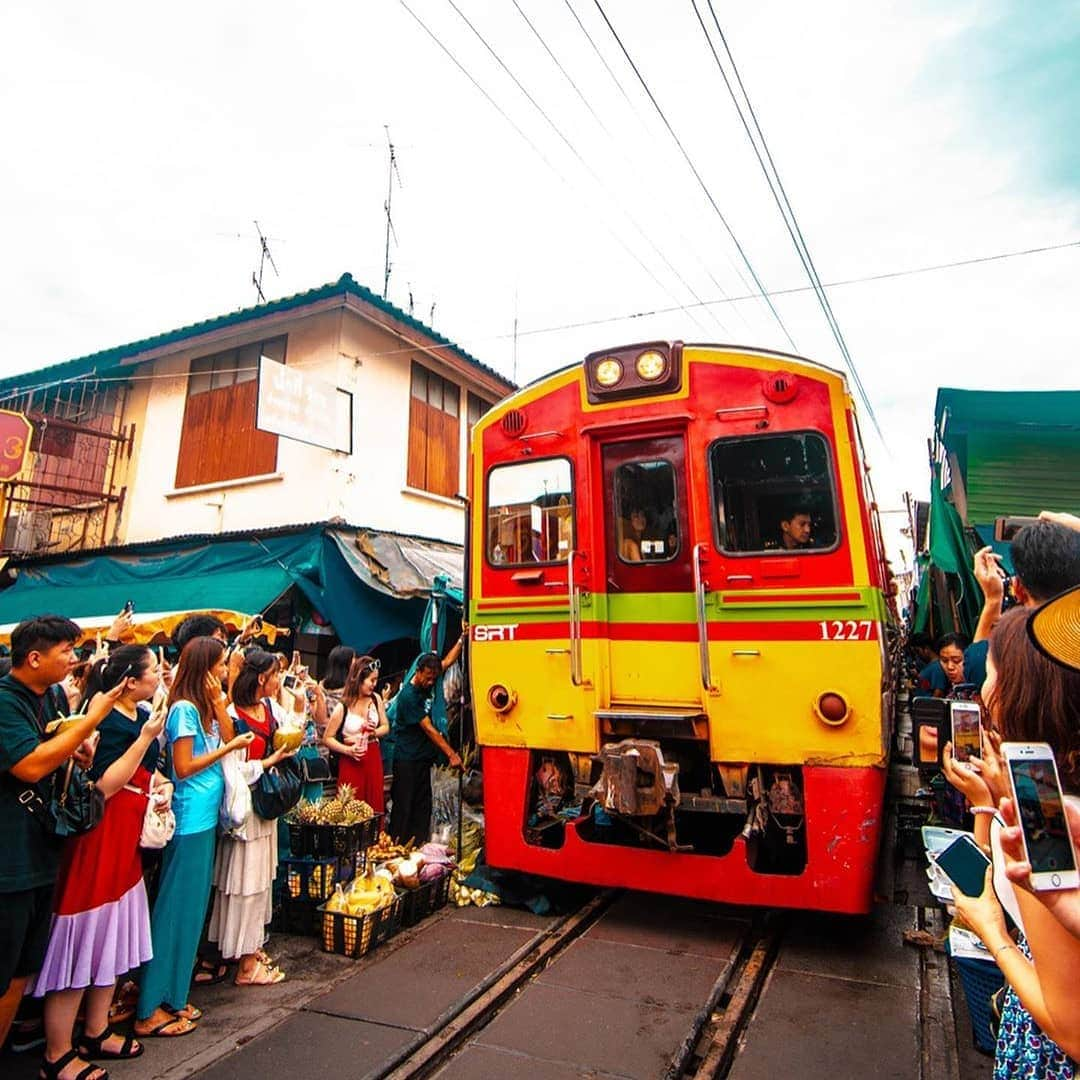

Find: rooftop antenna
<box><xmin>408</xmin><ymin>283</ymin><xmax>415</xmax><ymax>317</ymax></box>
<box><xmin>429</xmin><ymin>301</ymin><xmax>436</xmax><ymax>327</ymax></box>
<box><xmin>512</xmin><ymin>288</ymin><xmax>519</xmax><ymax>384</ymax></box>
<box><xmin>252</xmin><ymin>220</ymin><xmax>279</xmax><ymax>304</ymax></box>
<box><xmin>382</xmin><ymin>126</ymin><xmax>403</xmax><ymax>298</ymax></box>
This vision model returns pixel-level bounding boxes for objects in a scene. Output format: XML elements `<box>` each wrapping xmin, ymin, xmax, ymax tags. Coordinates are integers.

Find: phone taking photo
<box><xmin>950</xmin><ymin>700</ymin><xmax>982</xmax><ymax>764</ymax></box>
<box><xmin>934</xmin><ymin>834</ymin><xmax>991</xmax><ymax>898</ymax></box>
<box><xmin>1002</xmin><ymin>742</ymin><xmax>1080</xmax><ymax>891</ymax></box>
<box><xmin>282</xmin><ymin>673</ymin><xmax>299</xmax><ymax>690</ymax></box>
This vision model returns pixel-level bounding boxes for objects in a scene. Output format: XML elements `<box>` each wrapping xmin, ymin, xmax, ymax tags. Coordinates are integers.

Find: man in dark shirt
<box><xmin>388</xmin><ymin>637</ymin><xmax>464</xmax><ymax>845</ymax></box>
<box><xmin>0</xmin><ymin>616</ymin><xmax>120</xmax><ymax>1049</ymax></box>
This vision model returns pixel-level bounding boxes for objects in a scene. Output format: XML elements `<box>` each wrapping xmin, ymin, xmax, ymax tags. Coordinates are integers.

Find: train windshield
<box><xmin>709</xmin><ymin>432</ymin><xmax>838</xmax><ymax>554</ymax></box>
<box><xmin>487</xmin><ymin>457</ymin><xmax>573</xmax><ymax>564</ymax></box>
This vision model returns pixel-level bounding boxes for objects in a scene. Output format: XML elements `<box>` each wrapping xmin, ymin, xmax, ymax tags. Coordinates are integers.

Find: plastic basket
<box><xmin>288</xmin><ymin>814</ymin><xmax>383</xmax><ymax>858</ymax></box>
<box><xmin>399</xmin><ymin>872</ymin><xmax>452</xmax><ymax>928</ymax></box>
<box><xmin>953</xmin><ymin>955</ymin><xmax>1005</xmax><ymax>1053</ymax></box>
<box><xmin>283</xmin><ymin>855</ymin><xmax>353</xmax><ymax>902</ymax></box>
<box><xmin>273</xmin><ymin>896</ymin><xmax>321</xmax><ymax>936</ymax></box>
<box><xmin>317</xmin><ymin>895</ymin><xmax>402</xmax><ymax>958</ymax></box>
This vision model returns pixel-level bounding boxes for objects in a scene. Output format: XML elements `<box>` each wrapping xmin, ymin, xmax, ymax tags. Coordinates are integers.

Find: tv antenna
<box><xmin>252</xmin><ymin>220</ymin><xmax>279</xmax><ymax>304</ymax></box>
<box><xmin>382</xmin><ymin>126</ymin><xmax>403</xmax><ymax>298</ymax></box>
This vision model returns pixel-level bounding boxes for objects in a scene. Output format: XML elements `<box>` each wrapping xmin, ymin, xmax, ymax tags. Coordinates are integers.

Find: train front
<box><xmin>468</xmin><ymin>341</ymin><xmax>894</xmax><ymax>914</ymax></box>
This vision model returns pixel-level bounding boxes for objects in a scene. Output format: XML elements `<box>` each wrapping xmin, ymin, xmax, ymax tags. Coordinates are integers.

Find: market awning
<box><xmin>0</xmin><ymin>524</ymin><xmax>460</xmax><ymax>653</ymax></box>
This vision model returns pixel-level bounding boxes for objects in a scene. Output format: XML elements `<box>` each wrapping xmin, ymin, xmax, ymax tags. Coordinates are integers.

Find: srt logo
<box><xmin>472</xmin><ymin>624</ymin><xmax>519</xmax><ymax>642</ymax></box>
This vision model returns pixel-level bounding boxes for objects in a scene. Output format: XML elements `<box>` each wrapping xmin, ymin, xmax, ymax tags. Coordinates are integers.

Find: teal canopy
<box><xmin>0</xmin><ymin>525</ymin><xmax>450</xmax><ymax>653</ymax></box>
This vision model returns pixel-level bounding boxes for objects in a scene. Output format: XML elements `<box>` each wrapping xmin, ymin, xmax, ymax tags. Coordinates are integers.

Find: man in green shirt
<box><xmin>388</xmin><ymin>635</ymin><xmax>464</xmax><ymax>845</ymax></box>
<box><xmin>0</xmin><ymin>616</ymin><xmax>120</xmax><ymax>1051</ymax></box>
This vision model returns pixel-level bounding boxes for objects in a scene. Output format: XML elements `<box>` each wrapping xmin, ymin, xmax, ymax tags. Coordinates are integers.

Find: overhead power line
<box><xmin>590</xmin><ymin>0</ymin><xmax>797</xmax><ymax>351</ymax></box>
<box><xmin>439</xmin><ymin>0</ymin><xmax>722</xmax><ymax>336</ymax></box>
<box><xmin>691</xmin><ymin>0</ymin><xmax>879</xmax><ymax>437</ymax></box>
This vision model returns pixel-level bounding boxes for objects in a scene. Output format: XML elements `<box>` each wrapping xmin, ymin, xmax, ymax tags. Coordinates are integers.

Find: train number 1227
<box><xmin>818</xmin><ymin>620</ymin><xmax>874</xmax><ymax>641</ymax></box>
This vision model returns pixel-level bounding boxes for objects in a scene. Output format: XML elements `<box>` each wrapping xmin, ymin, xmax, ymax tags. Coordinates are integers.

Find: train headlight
<box><xmin>487</xmin><ymin>683</ymin><xmax>518</xmax><ymax>714</ymax></box>
<box><xmin>635</xmin><ymin>349</ymin><xmax>667</xmax><ymax>381</ymax></box>
<box><xmin>814</xmin><ymin>690</ymin><xmax>851</xmax><ymax>727</ymax></box>
<box><xmin>594</xmin><ymin>357</ymin><xmax>624</xmax><ymax>387</ymax></box>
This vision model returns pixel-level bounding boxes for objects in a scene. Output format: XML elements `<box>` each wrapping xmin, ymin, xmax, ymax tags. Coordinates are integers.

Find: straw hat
<box><xmin>1028</xmin><ymin>584</ymin><xmax>1080</xmax><ymax>673</ymax></box>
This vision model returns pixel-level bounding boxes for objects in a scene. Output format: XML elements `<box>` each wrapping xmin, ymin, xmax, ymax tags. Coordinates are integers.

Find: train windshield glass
<box><xmin>709</xmin><ymin>432</ymin><xmax>838</xmax><ymax>554</ymax></box>
<box><xmin>614</xmin><ymin>459</ymin><xmax>679</xmax><ymax>562</ymax></box>
<box><xmin>487</xmin><ymin>457</ymin><xmax>573</xmax><ymax>564</ymax></box>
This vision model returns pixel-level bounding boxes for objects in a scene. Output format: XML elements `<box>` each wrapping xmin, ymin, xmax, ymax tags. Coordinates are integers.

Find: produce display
<box><xmin>289</xmin><ymin>783</ymin><xmax>375</xmax><ymax>826</ymax></box>
<box><xmin>325</xmin><ymin>865</ymin><xmax>397</xmax><ymax>916</ymax></box>
<box><xmin>368</xmin><ymin>832</ymin><xmax>416</xmax><ymax>863</ymax></box>
<box><xmin>319</xmin><ymin>865</ymin><xmax>402</xmax><ymax>958</ymax></box>
<box><xmin>449</xmin><ymin>873</ymin><xmax>501</xmax><ymax>908</ymax></box>
<box><xmin>285</xmin><ymin>856</ymin><xmax>348</xmax><ymax>901</ymax></box>
<box><xmin>377</xmin><ymin>842</ymin><xmax>455</xmax><ymax>891</ymax></box>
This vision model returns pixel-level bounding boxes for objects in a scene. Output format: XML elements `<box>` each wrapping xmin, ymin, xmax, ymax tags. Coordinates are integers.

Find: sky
<box><xmin>2</xmin><ymin>0</ymin><xmax>1078</xmax><ymax>569</ymax></box>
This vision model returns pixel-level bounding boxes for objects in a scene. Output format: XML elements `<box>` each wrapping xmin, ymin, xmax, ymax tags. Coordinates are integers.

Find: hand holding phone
<box><xmin>950</xmin><ymin>701</ymin><xmax>983</xmax><ymax>764</ymax></box>
<box><xmin>935</xmin><ymin>834</ymin><xmax>992</xmax><ymax>898</ymax></box>
<box><xmin>1002</xmin><ymin>742</ymin><xmax>1080</xmax><ymax>891</ymax></box>
<box><xmin>282</xmin><ymin>673</ymin><xmax>299</xmax><ymax>690</ymax></box>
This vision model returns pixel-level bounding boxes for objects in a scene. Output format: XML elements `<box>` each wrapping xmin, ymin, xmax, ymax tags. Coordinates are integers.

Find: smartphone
<box><xmin>282</xmin><ymin>673</ymin><xmax>299</xmax><ymax>690</ymax></box>
<box><xmin>950</xmin><ymin>701</ymin><xmax>982</xmax><ymax>763</ymax></box>
<box><xmin>123</xmin><ymin>599</ymin><xmax>135</xmax><ymax>615</ymax></box>
<box><xmin>1001</xmin><ymin>742</ymin><xmax>1080</xmax><ymax>890</ymax></box>
<box><xmin>994</xmin><ymin>516</ymin><xmax>1039</xmax><ymax>543</ymax></box>
<box><xmin>934</xmin><ymin>834</ymin><xmax>991</xmax><ymax>897</ymax></box>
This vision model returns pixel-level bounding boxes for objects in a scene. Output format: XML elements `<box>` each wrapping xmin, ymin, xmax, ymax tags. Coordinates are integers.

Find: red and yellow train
<box><xmin>468</xmin><ymin>342</ymin><xmax>895</xmax><ymax>914</ymax></box>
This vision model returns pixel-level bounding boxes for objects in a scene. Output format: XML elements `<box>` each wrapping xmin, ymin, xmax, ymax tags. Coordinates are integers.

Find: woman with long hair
<box><xmin>209</xmin><ymin>650</ymin><xmax>297</xmax><ymax>986</ymax></box>
<box><xmin>322</xmin><ymin>656</ymin><xmax>388</xmax><ymax>813</ymax></box>
<box><xmin>32</xmin><ymin>647</ymin><xmax>164</xmax><ymax>1080</ymax></box>
<box><xmin>135</xmin><ymin>639</ymin><xmax>253</xmax><ymax>1038</ymax></box>
<box><xmin>947</xmin><ymin>605</ymin><xmax>1080</xmax><ymax>1075</ymax></box>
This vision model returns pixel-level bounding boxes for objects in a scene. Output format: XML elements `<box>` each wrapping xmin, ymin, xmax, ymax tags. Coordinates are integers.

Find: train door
<box><xmin>599</xmin><ymin>435</ymin><xmax>697</xmax><ymax>705</ymax></box>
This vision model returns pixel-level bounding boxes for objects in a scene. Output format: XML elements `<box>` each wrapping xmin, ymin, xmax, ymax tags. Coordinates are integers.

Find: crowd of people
<box><xmin>0</xmin><ymin>610</ymin><xmax>465</xmax><ymax>1080</ymax></box>
<box><xmin>916</xmin><ymin>510</ymin><xmax>1080</xmax><ymax>1078</ymax></box>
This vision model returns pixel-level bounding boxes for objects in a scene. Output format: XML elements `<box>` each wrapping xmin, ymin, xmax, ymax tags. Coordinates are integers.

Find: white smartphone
<box><xmin>950</xmin><ymin>701</ymin><xmax>982</xmax><ymax>763</ymax></box>
<box><xmin>1002</xmin><ymin>742</ymin><xmax>1080</xmax><ymax>891</ymax></box>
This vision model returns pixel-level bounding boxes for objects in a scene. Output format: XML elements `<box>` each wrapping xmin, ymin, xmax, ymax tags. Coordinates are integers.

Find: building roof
<box><xmin>935</xmin><ymin>388</ymin><xmax>1080</xmax><ymax>435</ymax></box>
<box><xmin>0</xmin><ymin>273</ymin><xmax>514</xmax><ymax>398</ymax></box>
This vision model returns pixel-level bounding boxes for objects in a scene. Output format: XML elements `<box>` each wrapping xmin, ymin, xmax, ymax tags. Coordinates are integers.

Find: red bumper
<box><xmin>482</xmin><ymin>747</ymin><xmax>886</xmax><ymax>915</ymax></box>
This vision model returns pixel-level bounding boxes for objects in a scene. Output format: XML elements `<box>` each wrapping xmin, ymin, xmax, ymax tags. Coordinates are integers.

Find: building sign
<box><xmin>255</xmin><ymin>357</ymin><xmax>353</xmax><ymax>453</ymax></box>
<box><xmin>0</xmin><ymin>409</ymin><xmax>32</xmax><ymax>481</ymax></box>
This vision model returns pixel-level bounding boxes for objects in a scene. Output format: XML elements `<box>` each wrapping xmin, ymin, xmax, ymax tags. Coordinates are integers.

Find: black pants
<box><xmin>389</xmin><ymin>759</ymin><xmax>433</xmax><ymax>845</ymax></box>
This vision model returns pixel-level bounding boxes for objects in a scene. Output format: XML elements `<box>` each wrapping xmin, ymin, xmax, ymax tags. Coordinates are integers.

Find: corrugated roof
<box><xmin>935</xmin><ymin>388</ymin><xmax>1080</xmax><ymax>434</ymax></box>
<box><xmin>0</xmin><ymin>273</ymin><xmax>514</xmax><ymax>397</ymax></box>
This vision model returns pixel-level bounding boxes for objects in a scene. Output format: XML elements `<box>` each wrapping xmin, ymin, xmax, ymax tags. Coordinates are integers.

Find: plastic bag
<box><xmin>220</xmin><ymin>749</ymin><xmax>253</xmax><ymax>838</ymax></box>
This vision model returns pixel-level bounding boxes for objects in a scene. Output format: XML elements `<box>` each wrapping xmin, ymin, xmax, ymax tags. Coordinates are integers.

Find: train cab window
<box><xmin>487</xmin><ymin>458</ymin><xmax>573</xmax><ymax>565</ymax></box>
<box><xmin>614</xmin><ymin>459</ymin><xmax>679</xmax><ymax>563</ymax></box>
<box><xmin>709</xmin><ymin>433</ymin><xmax>838</xmax><ymax>554</ymax></box>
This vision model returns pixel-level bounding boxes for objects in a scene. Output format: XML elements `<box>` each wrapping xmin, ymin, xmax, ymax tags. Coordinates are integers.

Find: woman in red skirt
<box><xmin>322</xmin><ymin>656</ymin><xmax>388</xmax><ymax>812</ymax></box>
<box><xmin>34</xmin><ymin>645</ymin><xmax>173</xmax><ymax>1080</ymax></box>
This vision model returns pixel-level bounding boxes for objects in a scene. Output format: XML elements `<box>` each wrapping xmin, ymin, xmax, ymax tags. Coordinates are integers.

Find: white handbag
<box><xmin>124</xmin><ymin>785</ymin><xmax>177</xmax><ymax>849</ymax></box>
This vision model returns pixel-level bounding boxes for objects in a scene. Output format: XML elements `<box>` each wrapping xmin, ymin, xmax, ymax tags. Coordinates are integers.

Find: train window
<box><xmin>709</xmin><ymin>432</ymin><xmax>838</xmax><ymax>554</ymax></box>
<box><xmin>614</xmin><ymin>459</ymin><xmax>679</xmax><ymax>563</ymax></box>
<box><xmin>487</xmin><ymin>458</ymin><xmax>574</xmax><ymax>565</ymax></box>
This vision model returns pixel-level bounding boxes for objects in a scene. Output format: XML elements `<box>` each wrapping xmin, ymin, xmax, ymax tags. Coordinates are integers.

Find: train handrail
<box><xmin>692</xmin><ymin>543</ymin><xmax>715</xmax><ymax>691</ymax></box>
<box><xmin>567</xmin><ymin>549</ymin><xmax>583</xmax><ymax>686</ymax></box>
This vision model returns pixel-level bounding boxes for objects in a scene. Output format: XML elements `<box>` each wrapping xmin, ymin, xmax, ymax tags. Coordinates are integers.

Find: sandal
<box><xmin>132</xmin><ymin>1016</ymin><xmax>197</xmax><ymax>1039</ymax></box>
<box><xmin>106</xmin><ymin>1002</ymin><xmax>134</xmax><ymax>1027</ymax></box>
<box><xmin>173</xmin><ymin>1004</ymin><xmax>202</xmax><ymax>1022</ymax></box>
<box><xmin>255</xmin><ymin>949</ymin><xmax>274</xmax><ymax>966</ymax></box>
<box><xmin>234</xmin><ymin>960</ymin><xmax>285</xmax><ymax>986</ymax></box>
<box><xmin>192</xmin><ymin>960</ymin><xmax>229</xmax><ymax>986</ymax></box>
<box><xmin>39</xmin><ymin>1049</ymin><xmax>108</xmax><ymax>1080</ymax></box>
<box><xmin>78</xmin><ymin>1029</ymin><xmax>143</xmax><ymax>1061</ymax></box>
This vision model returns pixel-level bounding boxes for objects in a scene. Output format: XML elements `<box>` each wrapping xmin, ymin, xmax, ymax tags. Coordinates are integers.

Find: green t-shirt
<box><xmin>391</xmin><ymin>680</ymin><xmax>438</xmax><ymax>764</ymax></box>
<box><xmin>0</xmin><ymin>673</ymin><xmax>63</xmax><ymax>892</ymax></box>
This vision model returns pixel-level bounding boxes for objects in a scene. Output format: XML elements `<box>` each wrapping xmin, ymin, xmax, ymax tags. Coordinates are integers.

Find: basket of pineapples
<box><xmin>286</xmin><ymin>784</ymin><xmax>383</xmax><ymax>858</ymax></box>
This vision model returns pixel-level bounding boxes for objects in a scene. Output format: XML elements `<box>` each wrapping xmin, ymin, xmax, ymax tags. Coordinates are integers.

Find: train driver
<box><xmin>779</xmin><ymin>507</ymin><xmax>815</xmax><ymax>550</ymax></box>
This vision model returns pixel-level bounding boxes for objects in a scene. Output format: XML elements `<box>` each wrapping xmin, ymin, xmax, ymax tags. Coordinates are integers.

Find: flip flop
<box><xmin>133</xmin><ymin>1016</ymin><xmax>196</xmax><ymax>1039</ymax></box>
<box><xmin>234</xmin><ymin>960</ymin><xmax>285</xmax><ymax>986</ymax></box>
<box><xmin>173</xmin><ymin>1005</ymin><xmax>202</xmax><ymax>1022</ymax></box>
<box><xmin>192</xmin><ymin>960</ymin><xmax>229</xmax><ymax>986</ymax></box>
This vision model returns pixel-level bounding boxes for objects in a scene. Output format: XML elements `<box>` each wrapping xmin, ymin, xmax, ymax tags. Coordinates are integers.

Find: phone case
<box><xmin>935</xmin><ymin>836</ymin><xmax>990</xmax><ymax>897</ymax></box>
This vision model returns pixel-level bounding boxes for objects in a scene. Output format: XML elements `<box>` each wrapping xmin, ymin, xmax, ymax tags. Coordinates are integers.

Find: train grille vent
<box><xmin>501</xmin><ymin>409</ymin><xmax>528</xmax><ymax>436</ymax></box>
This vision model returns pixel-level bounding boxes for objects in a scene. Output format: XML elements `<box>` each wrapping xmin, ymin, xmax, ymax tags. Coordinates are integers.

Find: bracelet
<box><xmin>970</xmin><ymin>806</ymin><xmax>997</xmax><ymax>816</ymax></box>
<box><xmin>994</xmin><ymin>941</ymin><xmax>1015</xmax><ymax>956</ymax></box>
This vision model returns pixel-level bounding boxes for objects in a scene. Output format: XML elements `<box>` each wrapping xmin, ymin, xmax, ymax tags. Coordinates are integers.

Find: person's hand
<box><xmin>976</xmin><ymin>728</ymin><xmax>1008</xmax><ymax>805</ymax></box>
<box><xmin>239</xmin><ymin>615</ymin><xmax>264</xmax><ymax>643</ymax></box>
<box><xmin>942</xmin><ymin>741</ymin><xmax>993</xmax><ymax>807</ymax></box>
<box><xmin>1039</xmin><ymin>510</ymin><xmax>1080</xmax><ymax>533</ymax></box>
<box><xmin>950</xmin><ymin>865</ymin><xmax>1009</xmax><ymax>949</ymax></box>
<box><xmin>141</xmin><ymin>708</ymin><xmax>166</xmax><ymax>743</ymax></box>
<box><xmin>204</xmin><ymin>672</ymin><xmax>224</xmax><ymax>700</ymax></box>
<box><xmin>349</xmin><ymin>743</ymin><xmax>367</xmax><ymax>760</ymax></box>
<box><xmin>972</xmin><ymin>546</ymin><xmax>1005</xmax><ymax>604</ymax></box>
<box><xmin>152</xmin><ymin>779</ymin><xmax>174</xmax><ymax>811</ymax></box>
<box><xmin>72</xmin><ymin>737</ymin><xmax>97</xmax><ymax>770</ymax></box>
<box><xmin>265</xmin><ymin>747</ymin><xmax>297</xmax><ymax>767</ymax></box>
<box><xmin>229</xmin><ymin>731</ymin><xmax>256</xmax><ymax>752</ymax></box>
<box><xmin>447</xmin><ymin>751</ymin><xmax>463</xmax><ymax>770</ymax></box>
<box><xmin>106</xmin><ymin>610</ymin><xmax>135</xmax><ymax>644</ymax></box>
<box><xmin>998</xmin><ymin>796</ymin><xmax>1080</xmax><ymax>938</ymax></box>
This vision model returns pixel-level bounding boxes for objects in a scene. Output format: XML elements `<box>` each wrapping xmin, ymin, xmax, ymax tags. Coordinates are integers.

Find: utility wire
<box><xmin>399</xmin><ymin>2</ymin><xmax>711</xmax><ymax>335</ymax></box>
<box><xmin>440</xmin><ymin>0</ymin><xmax>722</xmax><ymax>335</ymax></box>
<box><xmin>693</xmin><ymin>0</ymin><xmax>879</xmax><ymax>436</ymax></box>
<box><xmin>591</xmin><ymin>0</ymin><xmax>797</xmax><ymax>351</ymax></box>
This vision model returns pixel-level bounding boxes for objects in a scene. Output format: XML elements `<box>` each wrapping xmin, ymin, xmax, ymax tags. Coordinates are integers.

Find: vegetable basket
<box><xmin>317</xmin><ymin>895</ymin><xmax>402</xmax><ymax>959</ymax></box>
<box><xmin>283</xmin><ymin>855</ymin><xmax>353</xmax><ymax>902</ymax></box>
<box><xmin>289</xmin><ymin>814</ymin><xmax>384</xmax><ymax>858</ymax></box>
<box><xmin>399</xmin><ymin>872</ymin><xmax>452</xmax><ymax>928</ymax></box>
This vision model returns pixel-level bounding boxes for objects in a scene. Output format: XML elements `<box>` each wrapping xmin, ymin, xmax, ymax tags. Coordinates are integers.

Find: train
<box><xmin>467</xmin><ymin>341</ymin><xmax>896</xmax><ymax>914</ymax></box>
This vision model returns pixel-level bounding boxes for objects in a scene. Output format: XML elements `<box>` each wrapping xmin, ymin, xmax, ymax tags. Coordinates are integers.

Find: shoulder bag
<box><xmin>237</xmin><ymin>700</ymin><xmax>303</xmax><ymax>820</ymax></box>
<box><xmin>21</xmin><ymin>758</ymin><xmax>105</xmax><ymax>839</ymax></box>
